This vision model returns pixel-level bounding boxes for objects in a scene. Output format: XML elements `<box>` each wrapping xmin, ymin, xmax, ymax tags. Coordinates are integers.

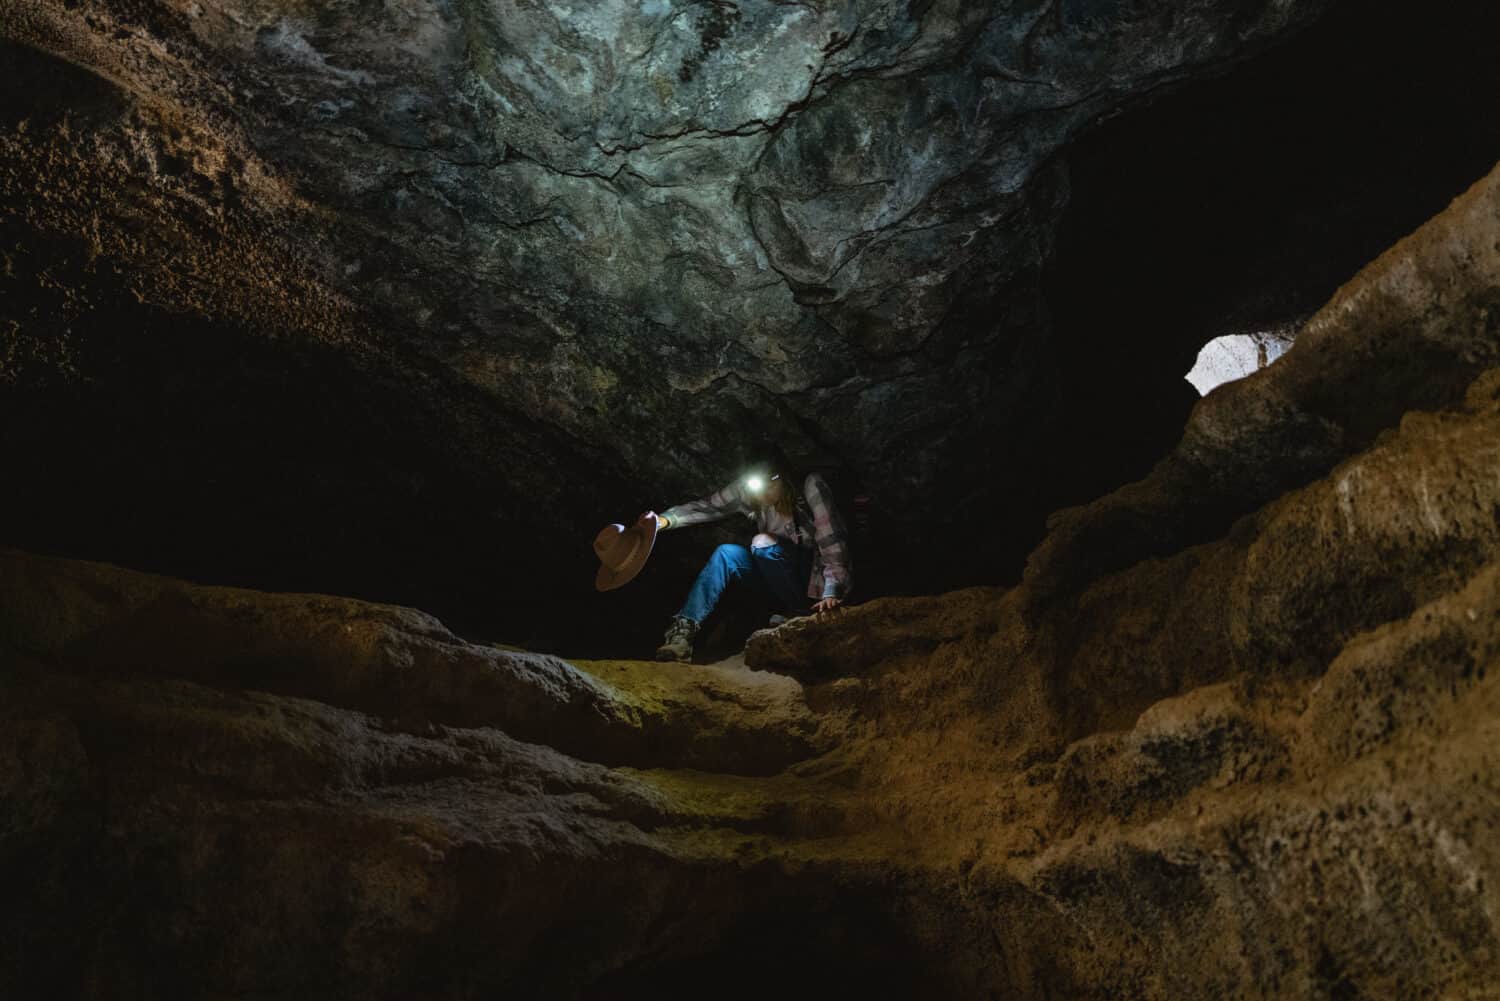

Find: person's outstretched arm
<box><xmin>654</xmin><ymin>479</ymin><xmax>750</xmax><ymax>530</ymax></box>
<box><xmin>805</xmin><ymin>472</ymin><xmax>851</xmax><ymax>609</ymax></box>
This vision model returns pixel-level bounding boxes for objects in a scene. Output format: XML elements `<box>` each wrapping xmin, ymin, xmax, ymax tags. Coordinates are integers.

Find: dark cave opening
<box><xmin>1034</xmin><ymin>0</ymin><xmax>1500</xmax><ymax>524</ymax></box>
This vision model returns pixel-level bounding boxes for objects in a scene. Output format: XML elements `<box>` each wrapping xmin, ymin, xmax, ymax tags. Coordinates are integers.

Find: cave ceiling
<box><xmin>3</xmin><ymin>0</ymin><xmax>1496</xmax><ymax>645</ymax></box>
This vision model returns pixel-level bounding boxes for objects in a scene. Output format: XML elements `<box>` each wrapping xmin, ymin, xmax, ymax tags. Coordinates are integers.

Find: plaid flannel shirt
<box><xmin>660</xmin><ymin>472</ymin><xmax>852</xmax><ymax>600</ymax></box>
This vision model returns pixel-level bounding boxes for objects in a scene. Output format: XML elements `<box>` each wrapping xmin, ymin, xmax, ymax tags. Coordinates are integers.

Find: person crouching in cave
<box><xmin>643</xmin><ymin>462</ymin><xmax>852</xmax><ymax>663</ymax></box>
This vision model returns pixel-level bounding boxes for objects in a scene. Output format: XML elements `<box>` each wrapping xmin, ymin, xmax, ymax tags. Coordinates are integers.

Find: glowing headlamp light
<box><xmin>743</xmin><ymin>471</ymin><xmax>779</xmax><ymax>495</ymax></box>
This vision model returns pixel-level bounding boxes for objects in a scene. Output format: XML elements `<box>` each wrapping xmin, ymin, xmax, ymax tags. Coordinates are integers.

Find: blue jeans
<box><xmin>677</xmin><ymin>543</ymin><xmax>812</xmax><ymax>624</ymax></box>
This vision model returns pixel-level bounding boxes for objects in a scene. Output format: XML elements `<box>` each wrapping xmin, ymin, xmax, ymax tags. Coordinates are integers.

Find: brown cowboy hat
<box><xmin>593</xmin><ymin>517</ymin><xmax>658</xmax><ymax>591</ymax></box>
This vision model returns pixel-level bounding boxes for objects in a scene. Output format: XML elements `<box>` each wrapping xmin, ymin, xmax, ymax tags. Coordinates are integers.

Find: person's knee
<box><xmin>709</xmin><ymin>544</ymin><xmax>752</xmax><ymax>581</ymax></box>
<box><xmin>711</xmin><ymin>543</ymin><xmax>751</xmax><ymax>569</ymax></box>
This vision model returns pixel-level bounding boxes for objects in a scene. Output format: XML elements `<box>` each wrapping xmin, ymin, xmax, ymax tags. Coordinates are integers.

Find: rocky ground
<box><xmin>5</xmin><ymin>160</ymin><xmax>1500</xmax><ymax>998</ymax></box>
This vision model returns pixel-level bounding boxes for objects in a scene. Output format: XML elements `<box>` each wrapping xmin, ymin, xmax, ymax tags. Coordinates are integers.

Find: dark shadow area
<box><xmin>578</xmin><ymin>885</ymin><xmax>943</xmax><ymax>1001</ymax></box>
<box><xmin>1034</xmin><ymin>0</ymin><xmax>1500</xmax><ymax>525</ymax></box>
<box><xmin>0</xmin><ymin>256</ymin><xmax>563</xmax><ymax>646</ymax></box>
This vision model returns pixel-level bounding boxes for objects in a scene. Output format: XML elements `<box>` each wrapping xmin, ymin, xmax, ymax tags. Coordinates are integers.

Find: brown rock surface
<box><xmin>6</xmin><ymin>161</ymin><xmax>1500</xmax><ymax>997</ymax></box>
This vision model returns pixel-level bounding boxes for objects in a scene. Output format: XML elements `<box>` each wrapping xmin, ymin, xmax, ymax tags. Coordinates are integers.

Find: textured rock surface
<box><xmin>6</xmin><ymin>160</ymin><xmax>1500</xmax><ymax>998</ymax></box>
<box><xmin>1026</xmin><ymin>153</ymin><xmax>1500</xmax><ymax>605</ymax></box>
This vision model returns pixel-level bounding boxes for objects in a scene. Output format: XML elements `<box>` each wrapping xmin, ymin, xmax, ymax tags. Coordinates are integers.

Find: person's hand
<box><xmin>637</xmin><ymin>510</ymin><xmax>659</xmax><ymax>528</ymax></box>
<box><xmin>813</xmin><ymin>597</ymin><xmax>842</xmax><ymax>616</ymax></box>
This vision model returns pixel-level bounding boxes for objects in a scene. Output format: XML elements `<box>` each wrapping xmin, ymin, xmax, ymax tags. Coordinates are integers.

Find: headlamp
<box><xmin>743</xmin><ymin>470</ymin><xmax>780</xmax><ymax>495</ymax></box>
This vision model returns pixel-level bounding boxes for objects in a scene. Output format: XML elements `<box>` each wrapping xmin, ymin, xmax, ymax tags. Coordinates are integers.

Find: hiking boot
<box><xmin>655</xmin><ymin>616</ymin><xmax>698</xmax><ymax>662</ymax></box>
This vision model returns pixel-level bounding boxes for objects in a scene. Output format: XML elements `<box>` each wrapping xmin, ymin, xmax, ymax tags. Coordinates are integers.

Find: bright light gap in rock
<box><xmin>1185</xmin><ymin>332</ymin><xmax>1293</xmax><ymax>396</ymax></box>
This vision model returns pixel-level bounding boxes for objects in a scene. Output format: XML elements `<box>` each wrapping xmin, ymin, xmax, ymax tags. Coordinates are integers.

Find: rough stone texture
<box><xmin>0</xmin><ymin>0</ymin><xmax>1354</xmax><ymax>638</ymax></box>
<box><xmin>0</xmin><ymin>549</ymin><xmax>821</xmax><ymax>774</ymax></box>
<box><xmin>6</xmin><ymin>160</ymin><xmax>1500</xmax><ymax>998</ymax></box>
<box><xmin>1026</xmin><ymin>156</ymin><xmax>1500</xmax><ymax>606</ymax></box>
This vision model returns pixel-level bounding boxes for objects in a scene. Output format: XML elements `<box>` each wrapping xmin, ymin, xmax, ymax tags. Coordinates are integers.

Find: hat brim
<box><xmin>594</xmin><ymin>518</ymin><xmax>658</xmax><ymax>592</ymax></box>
